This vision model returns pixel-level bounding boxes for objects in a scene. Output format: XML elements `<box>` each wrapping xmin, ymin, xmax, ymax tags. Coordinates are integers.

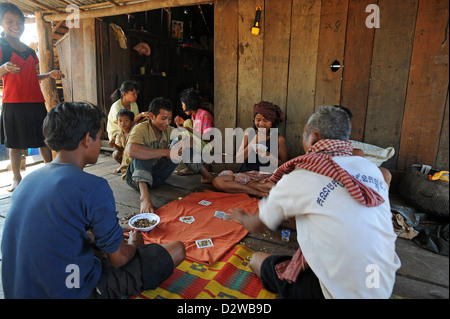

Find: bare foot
<box><xmin>255</xmin><ymin>181</ymin><xmax>275</xmax><ymax>193</ymax></box>
<box><xmin>201</xmin><ymin>176</ymin><xmax>215</xmax><ymax>184</ymax></box>
<box><xmin>7</xmin><ymin>177</ymin><xmax>22</xmax><ymax>192</ymax></box>
<box><xmin>247</xmin><ymin>181</ymin><xmax>271</xmax><ymax>197</ymax></box>
<box><xmin>175</xmin><ymin>168</ymin><xmax>194</xmax><ymax>176</ymax></box>
<box><xmin>249</xmin><ymin>190</ymin><xmax>269</xmax><ymax>198</ymax></box>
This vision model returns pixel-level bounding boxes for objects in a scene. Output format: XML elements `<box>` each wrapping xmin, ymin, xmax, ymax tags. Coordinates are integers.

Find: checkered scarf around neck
<box><xmin>268</xmin><ymin>139</ymin><xmax>384</xmax><ymax>207</ymax></box>
<box><xmin>271</xmin><ymin>139</ymin><xmax>385</xmax><ymax>283</ymax></box>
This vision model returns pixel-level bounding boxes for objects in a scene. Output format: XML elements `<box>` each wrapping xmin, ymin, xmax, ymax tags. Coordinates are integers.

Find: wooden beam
<box><xmin>56</xmin><ymin>0</ymin><xmax>86</xmax><ymax>11</ymax></box>
<box><xmin>35</xmin><ymin>12</ymin><xmax>60</xmax><ymax>110</ymax></box>
<box><xmin>107</xmin><ymin>0</ymin><xmax>121</xmax><ymax>6</ymax></box>
<box><xmin>44</xmin><ymin>0</ymin><xmax>214</xmax><ymax>21</ymax></box>
<box><xmin>28</xmin><ymin>0</ymin><xmax>63</xmax><ymax>13</ymax></box>
<box><xmin>52</xmin><ymin>20</ymin><xmax>64</xmax><ymax>34</ymax></box>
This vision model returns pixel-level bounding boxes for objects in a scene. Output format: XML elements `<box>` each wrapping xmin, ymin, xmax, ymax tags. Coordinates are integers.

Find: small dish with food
<box><xmin>128</xmin><ymin>213</ymin><xmax>160</xmax><ymax>232</ymax></box>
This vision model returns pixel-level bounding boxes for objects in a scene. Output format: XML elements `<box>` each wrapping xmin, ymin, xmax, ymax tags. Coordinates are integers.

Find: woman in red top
<box><xmin>0</xmin><ymin>3</ymin><xmax>64</xmax><ymax>191</ymax></box>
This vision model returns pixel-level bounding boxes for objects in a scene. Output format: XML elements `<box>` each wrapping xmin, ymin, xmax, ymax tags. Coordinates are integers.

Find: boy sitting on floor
<box><xmin>108</xmin><ymin>108</ymin><xmax>135</xmax><ymax>173</ymax></box>
<box><xmin>121</xmin><ymin>97</ymin><xmax>214</xmax><ymax>214</ymax></box>
<box><xmin>1</xmin><ymin>102</ymin><xmax>185</xmax><ymax>299</ymax></box>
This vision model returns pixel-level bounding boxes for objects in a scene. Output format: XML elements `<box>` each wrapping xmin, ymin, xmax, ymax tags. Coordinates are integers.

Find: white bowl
<box><xmin>129</xmin><ymin>213</ymin><xmax>160</xmax><ymax>232</ymax></box>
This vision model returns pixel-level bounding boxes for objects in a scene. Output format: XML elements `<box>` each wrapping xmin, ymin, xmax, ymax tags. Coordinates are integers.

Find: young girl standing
<box><xmin>0</xmin><ymin>3</ymin><xmax>64</xmax><ymax>191</ymax></box>
<box><xmin>106</xmin><ymin>80</ymin><xmax>150</xmax><ymax>141</ymax></box>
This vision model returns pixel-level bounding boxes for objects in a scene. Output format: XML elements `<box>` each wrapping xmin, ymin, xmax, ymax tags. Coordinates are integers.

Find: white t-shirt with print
<box><xmin>258</xmin><ymin>155</ymin><xmax>401</xmax><ymax>299</ymax></box>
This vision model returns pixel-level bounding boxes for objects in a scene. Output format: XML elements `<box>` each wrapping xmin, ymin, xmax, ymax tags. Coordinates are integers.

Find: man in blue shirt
<box><xmin>1</xmin><ymin>102</ymin><xmax>185</xmax><ymax>298</ymax></box>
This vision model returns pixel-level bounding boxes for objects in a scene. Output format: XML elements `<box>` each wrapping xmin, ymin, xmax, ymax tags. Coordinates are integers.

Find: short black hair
<box><xmin>117</xmin><ymin>108</ymin><xmax>135</xmax><ymax>122</ymax></box>
<box><xmin>180</xmin><ymin>88</ymin><xmax>200</xmax><ymax>112</ymax></box>
<box><xmin>0</xmin><ymin>3</ymin><xmax>24</xmax><ymax>25</ymax></box>
<box><xmin>43</xmin><ymin>102</ymin><xmax>105</xmax><ymax>151</ymax></box>
<box><xmin>149</xmin><ymin>97</ymin><xmax>173</xmax><ymax>116</ymax></box>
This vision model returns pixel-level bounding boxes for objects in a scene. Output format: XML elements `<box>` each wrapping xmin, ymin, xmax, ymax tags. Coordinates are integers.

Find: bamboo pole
<box><xmin>44</xmin><ymin>0</ymin><xmax>213</xmax><ymax>22</ymax></box>
<box><xmin>35</xmin><ymin>12</ymin><xmax>60</xmax><ymax>111</ymax></box>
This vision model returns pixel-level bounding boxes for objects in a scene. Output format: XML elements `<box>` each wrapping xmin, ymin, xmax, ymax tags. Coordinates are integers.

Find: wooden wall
<box><xmin>214</xmin><ymin>0</ymin><xmax>449</xmax><ymax>171</ymax></box>
<box><xmin>55</xmin><ymin>18</ymin><xmax>98</xmax><ymax>106</ymax></box>
<box><xmin>96</xmin><ymin>15</ymin><xmax>132</xmax><ymax>116</ymax></box>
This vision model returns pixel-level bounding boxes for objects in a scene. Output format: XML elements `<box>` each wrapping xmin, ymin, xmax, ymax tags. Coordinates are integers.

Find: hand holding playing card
<box><xmin>225</xmin><ymin>208</ymin><xmax>247</xmax><ymax>225</ymax></box>
<box><xmin>254</xmin><ymin>144</ymin><xmax>269</xmax><ymax>157</ymax></box>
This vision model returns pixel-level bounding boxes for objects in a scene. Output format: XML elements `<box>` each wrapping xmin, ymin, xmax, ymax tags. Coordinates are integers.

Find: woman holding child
<box><xmin>106</xmin><ymin>80</ymin><xmax>150</xmax><ymax>141</ymax></box>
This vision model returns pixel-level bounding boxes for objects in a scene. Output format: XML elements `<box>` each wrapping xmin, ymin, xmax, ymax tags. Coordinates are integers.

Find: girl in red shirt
<box><xmin>0</xmin><ymin>3</ymin><xmax>64</xmax><ymax>191</ymax></box>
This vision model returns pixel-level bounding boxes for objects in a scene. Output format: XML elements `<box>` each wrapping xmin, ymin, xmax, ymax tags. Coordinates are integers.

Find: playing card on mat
<box><xmin>196</xmin><ymin>239</ymin><xmax>214</xmax><ymax>248</ymax></box>
<box><xmin>198</xmin><ymin>200</ymin><xmax>212</xmax><ymax>206</ymax></box>
<box><xmin>214</xmin><ymin>211</ymin><xmax>226</xmax><ymax>219</ymax></box>
<box><xmin>179</xmin><ymin>216</ymin><xmax>195</xmax><ymax>224</ymax></box>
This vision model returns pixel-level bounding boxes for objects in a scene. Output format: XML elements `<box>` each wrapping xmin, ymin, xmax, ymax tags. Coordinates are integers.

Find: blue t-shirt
<box><xmin>1</xmin><ymin>163</ymin><xmax>124</xmax><ymax>298</ymax></box>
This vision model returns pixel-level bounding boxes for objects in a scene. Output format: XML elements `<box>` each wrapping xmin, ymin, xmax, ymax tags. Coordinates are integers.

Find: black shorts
<box><xmin>87</xmin><ymin>243</ymin><xmax>174</xmax><ymax>299</ymax></box>
<box><xmin>260</xmin><ymin>255</ymin><xmax>325</xmax><ymax>299</ymax></box>
<box><xmin>0</xmin><ymin>102</ymin><xmax>48</xmax><ymax>149</ymax></box>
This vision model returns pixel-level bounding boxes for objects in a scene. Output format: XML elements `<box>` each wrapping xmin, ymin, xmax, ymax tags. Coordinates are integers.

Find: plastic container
<box><xmin>281</xmin><ymin>229</ymin><xmax>291</xmax><ymax>242</ymax></box>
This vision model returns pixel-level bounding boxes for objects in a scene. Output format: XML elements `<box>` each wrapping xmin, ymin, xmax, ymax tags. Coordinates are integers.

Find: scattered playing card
<box><xmin>252</xmin><ymin>143</ymin><xmax>268</xmax><ymax>152</ymax></box>
<box><xmin>214</xmin><ymin>211</ymin><xmax>226</xmax><ymax>219</ymax></box>
<box><xmin>179</xmin><ymin>216</ymin><xmax>195</xmax><ymax>224</ymax></box>
<box><xmin>198</xmin><ymin>200</ymin><xmax>212</xmax><ymax>206</ymax></box>
<box><xmin>196</xmin><ymin>238</ymin><xmax>214</xmax><ymax>248</ymax></box>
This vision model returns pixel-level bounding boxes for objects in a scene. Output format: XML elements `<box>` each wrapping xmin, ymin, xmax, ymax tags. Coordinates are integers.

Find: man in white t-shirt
<box><xmin>227</xmin><ymin>106</ymin><xmax>400</xmax><ymax>299</ymax></box>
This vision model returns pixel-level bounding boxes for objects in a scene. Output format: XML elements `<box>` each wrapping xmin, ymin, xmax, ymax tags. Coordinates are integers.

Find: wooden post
<box><xmin>45</xmin><ymin>0</ymin><xmax>214</xmax><ymax>22</ymax></box>
<box><xmin>35</xmin><ymin>12</ymin><xmax>60</xmax><ymax>111</ymax></box>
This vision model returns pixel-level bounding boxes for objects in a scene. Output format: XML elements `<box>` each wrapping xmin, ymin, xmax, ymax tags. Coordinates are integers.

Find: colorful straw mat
<box><xmin>129</xmin><ymin>244</ymin><xmax>278</xmax><ymax>299</ymax></box>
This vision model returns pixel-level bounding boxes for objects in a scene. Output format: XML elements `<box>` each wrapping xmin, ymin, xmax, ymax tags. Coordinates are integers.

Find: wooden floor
<box><xmin>0</xmin><ymin>152</ymin><xmax>448</xmax><ymax>299</ymax></box>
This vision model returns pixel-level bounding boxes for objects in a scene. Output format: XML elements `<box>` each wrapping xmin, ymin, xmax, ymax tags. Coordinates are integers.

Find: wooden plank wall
<box><xmin>96</xmin><ymin>16</ymin><xmax>131</xmax><ymax>116</ymax></box>
<box><xmin>55</xmin><ymin>19</ymin><xmax>98</xmax><ymax>105</ymax></box>
<box><xmin>214</xmin><ymin>0</ymin><xmax>449</xmax><ymax>171</ymax></box>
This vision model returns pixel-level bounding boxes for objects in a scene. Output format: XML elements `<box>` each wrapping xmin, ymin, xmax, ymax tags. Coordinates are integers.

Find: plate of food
<box><xmin>129</xmin><ymin>213</ymin><xmax>160</xmax><ymax>232</ymax></box>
